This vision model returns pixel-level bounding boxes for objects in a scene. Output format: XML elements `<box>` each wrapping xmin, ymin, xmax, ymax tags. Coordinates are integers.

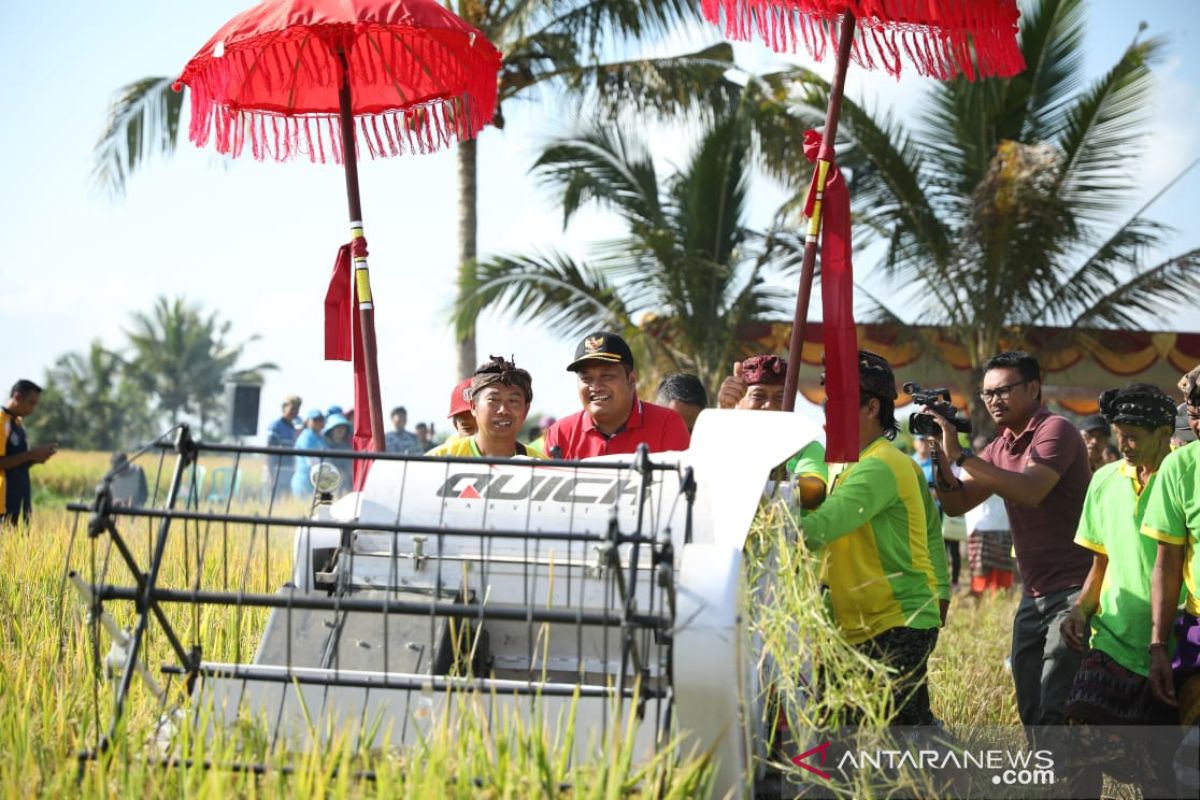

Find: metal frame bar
<box><xmin>73</xmin><ymin>427</ymin><xmax>690</xmax><ymax>780</ymax></box>
<box><xmin>95</xmin><ymin>426</ymin><xmax>195</xmax><ymax>754</ymax></box>
<box><xmin>65</xmin><ymin>504</ymin><xmax>661</xmax><ymax>546</ymax></box>
<box><xmin>92</xmin><ymin>585</ymin><xmax>669</xmax><ymax>629</ymax></box>
<box><xmin>154</xmin><ymin>439</ymin><xmax>682</xmax><ymax>473</ymax></box>
<box><xmin>162</xmin><ymin>662</ymin><xmax>667</xmax><ymax>699</ymax></box>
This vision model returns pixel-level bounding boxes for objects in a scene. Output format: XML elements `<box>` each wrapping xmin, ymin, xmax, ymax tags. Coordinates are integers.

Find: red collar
<box><xmin>580</xmin><ymin>398</ymin><xmax>643</xmax><ymax>437</ymax></box>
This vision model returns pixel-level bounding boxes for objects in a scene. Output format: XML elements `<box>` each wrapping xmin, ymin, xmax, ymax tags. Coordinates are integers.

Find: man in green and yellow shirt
<box><xmin>800</xmin><ymin>351</ymin><xmax>950</xmax><ymax>725</ymax></box>
<box><xmin>1144</xmin><ymin>364</ymin><xmax>1200</xmax><ymax>730</ymax></box>
<box><xmin>426</xmin><ymin>357</ymin><xmax>544</xmax><ymax>460</ymax></box>
<box><xmin>1057</xmin><ymin>383</ymin><xmax>1179</xmax><ymax>800</ymax></box>
<box><xmin>1060</xmin><ymin>384</ymin><xmax>1178</xmax><ymax>713</ymax></box>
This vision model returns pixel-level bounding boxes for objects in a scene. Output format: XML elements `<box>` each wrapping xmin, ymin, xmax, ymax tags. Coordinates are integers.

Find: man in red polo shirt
<box><xmin>929</xmin><ymin>351</ymin><xmax>1091</xmax><ymax>728</ymax></box>
<box><xmin>543</xmin><ymin>332</ymin><xmax>690</xmax><ymax>459</ymax></box>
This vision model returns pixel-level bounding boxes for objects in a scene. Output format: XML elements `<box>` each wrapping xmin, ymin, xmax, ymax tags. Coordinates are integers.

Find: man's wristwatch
<box><xmin>1148</xmin><ymin>641</ymin><xmax>1168</xmax><ymax>653</ymax></box>
<box><xmin>954</xmin><ymin>450</ymin><xmax>974</xmax><ymax>468</ymax></box>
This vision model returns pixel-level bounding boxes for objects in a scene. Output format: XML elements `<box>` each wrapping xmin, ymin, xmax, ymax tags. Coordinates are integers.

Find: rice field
<box><xmin>1</xmin><ymin>450</ymin><xmax>1027</xmax><ymax>798</ymax></box>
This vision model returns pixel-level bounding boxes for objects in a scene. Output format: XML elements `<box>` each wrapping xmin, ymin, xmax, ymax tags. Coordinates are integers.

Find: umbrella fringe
<box><xmin>178</xmin><ymin>23</ymin><xmax>499</xmax><ymax>163</ymax></box>
<box><xmin>700</xmin><ymin>0</ymin><xmax>1025</xmax><ymax>80</ymax></box>
<box><xmin>186</xmin><ymin>98</ymin><xmax>484</xmax><ymax>165</ymax></box>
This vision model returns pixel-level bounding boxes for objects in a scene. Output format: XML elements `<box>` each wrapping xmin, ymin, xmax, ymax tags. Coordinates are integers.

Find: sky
<box><xmin>1</xmin><ymin>1</ymin><xmax>1197</xmax><ymax>440</ymax></box>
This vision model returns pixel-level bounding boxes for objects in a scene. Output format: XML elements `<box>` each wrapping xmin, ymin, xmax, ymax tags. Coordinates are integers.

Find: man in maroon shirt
<box><xmin>543</xmin><ymin>332</ymin><xmax>690</xmax><ymax>459</ymax></box>
<box><xmin>929</xmin><ymin>351</ymin><xmax>1091</xmax><ymax>727</ymax></box>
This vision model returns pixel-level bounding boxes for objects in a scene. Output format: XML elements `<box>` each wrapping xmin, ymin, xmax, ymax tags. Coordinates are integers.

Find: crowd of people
<box><xmin>263</xmin><ymin>396</ymin><xmax>442</xmax><ymax>496</ymax></box>
<box><xmin>265</xmin><ymin>330</ymin><xmax>696</xmax><ymax>497</ymax></box>
<box><xmin>4</xmin><ymin>327</ymin><xmax>1200</xmax><ymax>792</ymax></box>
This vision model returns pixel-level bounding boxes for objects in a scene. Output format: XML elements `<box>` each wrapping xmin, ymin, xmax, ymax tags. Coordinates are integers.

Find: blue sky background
<box><xmin>1</xmin><ymin>1</ymin><xmax>1196</xmax><ymax>436</ymax></box>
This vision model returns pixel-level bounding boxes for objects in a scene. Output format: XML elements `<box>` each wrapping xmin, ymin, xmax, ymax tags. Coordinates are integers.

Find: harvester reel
<box><xmin>66</xmin><ymin>411</ymin><xmax>820</xmax><ymax>798</ymax></box>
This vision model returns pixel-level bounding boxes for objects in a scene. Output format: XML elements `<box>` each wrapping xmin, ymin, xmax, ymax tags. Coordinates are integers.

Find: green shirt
<box><xmin>789</xmin><ymin>439</ymin><xmax>829</xmax><ymax>484</ymax></box>
<box><xmin>425</xmin><ymin>436</ymin><xmax>545</xmax><ymax>459</ymax></box>
<box><xmin>1075</xmin><ymin>460</ymin><xmax>1176</xmax><ymax>676</ymax></box>
<box><xmin>1141</xmin><ymin>441</ymin><xmax>1200</xmax><ymax>617</ymax></box>
<box><xmin>800</xmin><ymin>437</ymin><xmax>950</xmax><ymax>644</ymax></box>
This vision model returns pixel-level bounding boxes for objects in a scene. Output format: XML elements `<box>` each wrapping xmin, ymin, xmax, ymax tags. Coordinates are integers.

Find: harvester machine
<box><xmin>67</xmin><ymin>410</ymin><xmax>820</xmax><ymax>796</ymax></box>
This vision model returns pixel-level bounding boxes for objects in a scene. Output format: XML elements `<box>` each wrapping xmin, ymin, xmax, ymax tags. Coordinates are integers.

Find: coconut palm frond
<box><xmin>1052</xmin><ymin>34</ymin><xmax>1164</xmax><ymax>221</ymax></box>
<box><xmin>91</xmin><ymin>77</ymin><xmax>183</xmax><ymax>197</ymax></box>
<box><xmin>568</xmin><ymin>43</ymin><xmax>739</xmax><ymax>121</ymax></box>
<box><xmin>1015</xmin><ymin>0</ymin><xmax>1087</xmax><ymax>141</ymax></box>
<box><xmin>538</xmin><ymin>0</ymin><xmax>698</xmax><ymax>53</ymax></box>
<box><xmin>533</xmin><ymin>127</ymin><xmax>663</xmax><ymax>231</ymax></box>
<box><xmin>1029</xmin><ymin>216</ymin><xmax>1167</xmax><ymax>325</ymax></box>
<box><xmin>1069</xmin><ymin>248</ymin><xmax>1200</xmax><ymax>330</ymax></box>
<box><xmin>455</xmin><ymin>251</ymin><xmax>633</xmax><ymax>340</ymax></box>
<box><xmin>788</xmin><ymin>69</ymin><xmax>953</xmax><ymax>271</ymax></box>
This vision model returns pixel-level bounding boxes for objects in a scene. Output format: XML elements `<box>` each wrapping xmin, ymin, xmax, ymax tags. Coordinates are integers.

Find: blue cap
<box><xmin>326</xmin><ymin>404</ymin><xmax>344</xmax><ymax>416</ymax></box>
<box><xmin>305</xmin><ymin>409</ymin><xmax>325</xmax><ymax>421</ymax></box>
<box><xmin>324</xmin><ymin>413</ymin><xmax>351</xmax><ymax>431</ymax></box>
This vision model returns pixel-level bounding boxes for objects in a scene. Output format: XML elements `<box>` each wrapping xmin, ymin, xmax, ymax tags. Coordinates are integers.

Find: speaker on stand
<box><xmin>224</xmin><ymin>380</ymin><xmax>262</xmax><ymax>440</ymax></box>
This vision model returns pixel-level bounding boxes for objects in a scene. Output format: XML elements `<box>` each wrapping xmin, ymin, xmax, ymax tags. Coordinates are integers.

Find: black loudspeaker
<box><xmin>225</xmin><ymin>383</ymin><xmax>261</xmax><ymax>437</ymax></box>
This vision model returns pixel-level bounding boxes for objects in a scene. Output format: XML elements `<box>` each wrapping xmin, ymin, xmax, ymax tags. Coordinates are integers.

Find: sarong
<box><xmin>1065</xmin><ymin>648</ymin><xmax>1177</xmax><ymax>725</ymax></box>
<box><xmin>966</xmin><ymin>529</ymin><xmax>1012</xmax><ymax>576</ymax></box>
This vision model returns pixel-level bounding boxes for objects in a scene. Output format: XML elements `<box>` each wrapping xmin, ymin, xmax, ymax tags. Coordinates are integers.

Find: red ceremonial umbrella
<box><xmin>174</xmin><ymin>0</ymin><xmax>501</xmax><ymax>468</ymax></box>
<box><xmin>701</xmin><ymin>0</ymin><xmax>1024</xmax><ymax>461</ymax></box>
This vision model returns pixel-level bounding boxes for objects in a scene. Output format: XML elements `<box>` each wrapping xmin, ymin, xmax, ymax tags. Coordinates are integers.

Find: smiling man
<box><xmin>1057</xmin><ymin>384</ymin><xmax>1180</xmax><ymax>797</ymax></box>
<box><xmin>543</xmin><ymin>332</ymin><xmax>689</xmax><ymax>459</ymax></box>
<box><xmin>427</xmin><ymin>357</ymin><xmax>542</xmax><ymax>459</ymax></box>
<box><xmin>717</xmin><ymin>353</ymin><xmax>828</xmax><ymax>509</ymax></box>
<box><xmin>930</xmin><ymin>351</ymin><xmax>1092</xmax><ymax>728</ymax></box>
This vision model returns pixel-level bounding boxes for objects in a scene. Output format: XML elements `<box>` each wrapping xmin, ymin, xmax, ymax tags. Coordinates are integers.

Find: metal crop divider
<box><xmin>71</xmin><ymin>433</ymin><xmax>687</xmax><ymax>777</ymax></box>
<box><xmin>74</xmin><ymin>425</ymin><xmax>199</xmax><ymax>767</ymax></box>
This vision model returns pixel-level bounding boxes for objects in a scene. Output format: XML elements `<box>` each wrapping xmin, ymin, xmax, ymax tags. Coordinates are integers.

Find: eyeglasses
<box><xmin>978</xmin><ymin>380</ymin><xmax>1031</xmax><ymax>403</ymax></box>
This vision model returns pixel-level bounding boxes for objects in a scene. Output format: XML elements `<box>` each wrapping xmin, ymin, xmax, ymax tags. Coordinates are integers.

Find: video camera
<box><xmin>904</xmin><ymin>382</ymin><xmax>972</xmax><ymax>438</ymax></box>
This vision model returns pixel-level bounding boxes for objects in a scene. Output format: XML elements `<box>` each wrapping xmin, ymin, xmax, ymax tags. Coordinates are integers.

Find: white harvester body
<box><xmin>78</xmin><ymin>410</ymin><xmax>822</xmax><ymax>798</ymax></box>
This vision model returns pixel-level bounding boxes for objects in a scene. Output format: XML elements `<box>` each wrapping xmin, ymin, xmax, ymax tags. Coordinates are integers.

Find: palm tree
<box><xmin>26</xmin><ymin>341</ymin><xmax>155</xmax><ymax>450</ymax></box>
<box><xmin>767</xmin><ymin>0</ymin><xmax>1200</xmax><ymax>429</ymax></box>
<box><xmin>454</xmin><ymin>103</ymin><xmax>787</xmax><ymax>393</ymax></box>
<box><xmin>124</xmin><ymin>296</ymin><xmax>275</xmax><ymax>436</ymax></box>
<box><xmin>91</xmin><ymin>2</ymin><xmax>738</xmax><ymax>379</ymax></box>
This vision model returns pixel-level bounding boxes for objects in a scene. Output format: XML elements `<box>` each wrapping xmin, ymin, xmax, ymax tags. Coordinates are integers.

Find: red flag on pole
<box><xmin>802</xmin><ymin>130</ymin><xmax>859</xmax><ymax>462</ymax></box>
<box><xmin>324</xmin><ymin>241</ymin><xmax>374</xmax><ymax>490</ymax></box>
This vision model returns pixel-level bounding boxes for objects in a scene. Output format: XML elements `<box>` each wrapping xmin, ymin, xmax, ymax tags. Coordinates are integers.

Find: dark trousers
<box><xmin>1011</xmin><ymin>587</ymin><xmax>1083</xmax><ymax>726</ymax></box>
<box><xmin>3</xmin><ymin>494</ymin><xmax>31</xmax><ymax>527</ymax></box>
<box><xmin>945</xmin><ymin>540</ymin><xmax>961</xmax><ymax>585</ymax></box>
<box><xmin>856</xmin><ymin>626</ymin><xmax>940</xmax><ymax>726</ymax></box>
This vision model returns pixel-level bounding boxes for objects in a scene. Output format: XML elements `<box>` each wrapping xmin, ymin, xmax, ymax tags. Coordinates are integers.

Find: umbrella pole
<box><xmin>782</xmin><ymin>14</ymin><xmax>857</xmax><ymax>413</ymax></box>
<box><xmin>337</xmin><ymin>48</ymin><xmax>387</xmax><ymax>452</ymax></box>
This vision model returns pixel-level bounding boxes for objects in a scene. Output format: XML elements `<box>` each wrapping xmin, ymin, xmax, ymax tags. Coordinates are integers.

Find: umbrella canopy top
<box><xmin>175</xmin><ymin>0</ymin><xmax>502</xmax><ymax>163</ymax></box>
<box><xmin>701</xmin><ymin>0</ymin><xmax>1025</xmax><ymax>81</ymax></box>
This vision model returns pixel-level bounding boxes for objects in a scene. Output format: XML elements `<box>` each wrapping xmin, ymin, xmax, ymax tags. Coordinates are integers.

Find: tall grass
<box><xmin>2</xmin><ymin>452</ymin><xmax>1030</xmax><ymax>798</ymax></box>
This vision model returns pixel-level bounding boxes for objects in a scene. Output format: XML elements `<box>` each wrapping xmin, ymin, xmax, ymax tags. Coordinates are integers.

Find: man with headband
<box><xmin>1144</xmin><ymin>364</ymin><xmax>1200</xmax><ymax>795</ymax></box>
<box><xmin>427</xmin><ymin>356</ymin><xmax>543</xmax><ymax>459</ymax></box>
<box><xmin>799</xmin><ymin>350</ymin><xmax>950</xmax><ymax>725</ymax></box>
<box><xmin>1058</xmin><ymin>383</ymin><xmax>1180</xmax><ymax>796</ymax></box>
<box><xmin>717</xmin><ymin>353</ymin><xmax>828</xmax><ymax>508</ymax></box>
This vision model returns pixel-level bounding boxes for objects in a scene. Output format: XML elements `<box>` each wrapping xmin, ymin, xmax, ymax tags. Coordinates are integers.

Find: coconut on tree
<box><xmin>763</xmin><ymin>0</ymin><xmax>1199</xmax><ymax>429</ymax></box>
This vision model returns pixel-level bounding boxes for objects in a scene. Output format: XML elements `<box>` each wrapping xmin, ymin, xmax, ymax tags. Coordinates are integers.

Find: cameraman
<box><xmin>927</xmin><ymin>351</ymin><xmax>1091</xmax><ymax>728</ymax></box>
